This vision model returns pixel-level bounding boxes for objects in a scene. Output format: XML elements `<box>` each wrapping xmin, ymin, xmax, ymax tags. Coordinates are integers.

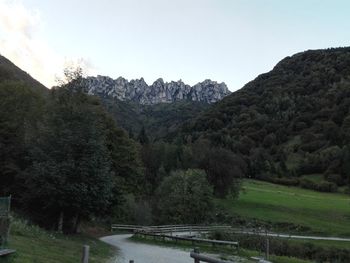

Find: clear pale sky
<box><xmin>0</xmin><ymin>0</ymin><xmax>349</xmax><ymax>90</ymax></box>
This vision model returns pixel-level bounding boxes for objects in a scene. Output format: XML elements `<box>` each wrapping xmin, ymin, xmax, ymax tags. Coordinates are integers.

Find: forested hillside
<box><xmin>0</xmin><ymin>54</ymin><xmax>47</xmax><ymax>93</ymax></box>
<box><xmin>182</xmin><ymin>47</ymin><xmax>350</xmax><ymax>191</ymax></box>
<box><xmin>101</xmin><ymin>97</ymin><xmax>209</xmax><ymax>140</ymax></box>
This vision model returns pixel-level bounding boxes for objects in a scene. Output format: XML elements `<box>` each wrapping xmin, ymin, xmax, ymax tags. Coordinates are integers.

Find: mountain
<box><xmin>0</xmin><ymin>54</ymin><xmax>47</xmax><ymax>93</ymax></box>
<box><xmin>81</xmin><ymin>76</ymin><xmax>230</xmax><ymax>140</ymax></box>
<box><xmin>182</xmin><ymin>47</ymin><xmax>350</xmax><ymax>187</ymax></box>
<box><xmin>82</xmin><ymin>76</ymin><xmax>230</xmax><ymax>105</ymax></box>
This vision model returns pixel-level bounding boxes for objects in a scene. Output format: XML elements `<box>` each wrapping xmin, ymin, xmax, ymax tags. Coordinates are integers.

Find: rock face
<box><xmin>82</xmin><ymin>76</ymin><xmax>230</xmax><ymax>104</ymax></box>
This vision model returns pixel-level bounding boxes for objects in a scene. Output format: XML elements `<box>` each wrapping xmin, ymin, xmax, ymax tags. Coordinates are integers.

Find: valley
<box><xmin>1</xmin><ymin>46</ymin><xmax>350</xmax><ymax>262</ymax></box>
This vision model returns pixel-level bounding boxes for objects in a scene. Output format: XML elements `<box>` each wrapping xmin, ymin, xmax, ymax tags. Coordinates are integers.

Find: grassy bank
<box><xmin>216</xmin><ymin>179</ymin><xmax>350</xmax><ymax>236</ymax></box>
<box><xmin>1</xmin><ymin>219</ymin><xmax>116</xmax><ymax>263</ymax></box>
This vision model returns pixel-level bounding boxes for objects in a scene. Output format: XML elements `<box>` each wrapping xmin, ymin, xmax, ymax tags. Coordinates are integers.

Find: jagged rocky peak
<box><xmin>82</xmin><ymin>75</ymin><xmax>231</xmax><ymax>105</ymax></box>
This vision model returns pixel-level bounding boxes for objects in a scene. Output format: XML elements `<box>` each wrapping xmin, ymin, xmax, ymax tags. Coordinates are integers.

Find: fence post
<box><xmin>193</xmin><ymin>248</ymin><xmax>200</xmax><ymax>263</ymax></box>
<box><xmin>265</xmin><ymin>229</ymin><xmax>269</xmax><ymax>260</ymax></box>
<box><xmin>82</xmin><ymin>245</ymin><xmax>90</xmax><ymax>263</ymax></box>
<box><xmin>129</xmin><ymin>260</ymin><xmax>134</xmax><ymax>263</ymax></box>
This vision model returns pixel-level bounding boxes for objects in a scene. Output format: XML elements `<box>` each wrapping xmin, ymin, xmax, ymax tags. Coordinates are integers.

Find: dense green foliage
<box><xmin>101</xmin><ymin>97</ymin><xmax>209</xmax><ymax>141</ymax></box>
<box><xmin>193</xmin><ymin>140</ymin><xmax>246</xmax><ymax>197</ymax></box>
<box><xmin>139</xmin><ymin>140</ymin><xmax>243</xmax><ymax>199</ymax></box>
<box><xmin>182</xmin><ymin>47</ymin><xmax>350</xmax><ymax>187</ymax></box>
<box><xmin>23</xmin><ymin>88</ymin><xmax>115</xmax><ymax>233</ymax></box>
<box><xmin>155</xmin><ymin>169</ymin><xmax>213</xmax><ymax>224</ymax></box>
<box><xmin>0</xmin><ymin>82</ymin><xmax>43</xmax><ymax>196</ymax></box>
<box><xmin>0</xmin><ymin>71</ymin><xmax>143</xmax><ymax>233</ymax></box>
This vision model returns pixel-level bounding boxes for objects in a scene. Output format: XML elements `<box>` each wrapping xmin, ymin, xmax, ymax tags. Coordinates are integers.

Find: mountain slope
<box><xmin>101</xmin><ymin>97</ymin><xmax>209</xmax><ymax>140</ymax></box>
<box><xmin>182</xmin><ymin>47</ymin><xmax>350</xmax><ymax>186</ymax></box>
<box><xmin>82</xmin><ymin>76</ymin><xmax>229</xmax><ymax>140</ymax></box>
<box><xmin>0</xmin><ymin>54</ymin><xmax>47</xmax><ymax>93</ymax></box>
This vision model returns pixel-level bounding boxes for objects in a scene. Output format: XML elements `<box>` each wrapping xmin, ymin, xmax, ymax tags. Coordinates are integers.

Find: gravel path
<box><xmin>100</xmin><ymin>234</ymin><xmax>194</xmax><ymax>263</ymax></box>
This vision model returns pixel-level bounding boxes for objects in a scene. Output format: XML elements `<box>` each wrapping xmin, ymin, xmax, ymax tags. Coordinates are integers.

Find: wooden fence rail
<box><xmin>190</xmin><ymin>248</ymin><xmax>235</xmax><ymax>263</ymax></box>
<box><xmin>111</xmin><ymin>224</ymin><xmax>233</xmax><ymax>234</ymax></box>
<box><xmin>134</xmin><ymin>231</ymin><xmax>239</xmax><ymax>250</ymax></box>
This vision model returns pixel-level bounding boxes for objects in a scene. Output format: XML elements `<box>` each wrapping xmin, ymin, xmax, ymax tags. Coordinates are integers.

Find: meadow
<box><xmin>217</xmin><ymin>180</ymin><xmax>350</xmax><ymax>236</ymax></box>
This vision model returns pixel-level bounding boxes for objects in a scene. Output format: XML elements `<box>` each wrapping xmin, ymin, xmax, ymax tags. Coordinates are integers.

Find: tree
<box><xmin>103</xmin><ymin>114</ymin><xmax>143</xmax><ymax>195</ymax></box>
<box><xmin>24</xmin><ymin>87</ymin><xmax>114</xmax><ymax>233</ymax></box>
<box><xmin>137</xmin><ymin>126</ymin><xmax>149</xmax><ymax>145</ymax></box>
<box><xmin>249</xmin><ymin>148</ymin><xmax>273</xmax><ymax>179</ymax></box>
<box><xmin>156</xmin><ymin>169</ymin><xmax>213</xmax><ymax>224</ymax></box>
<box><xmin>194</xmin><ymin>140</ymin><xmax>246</xmax><ymax>198</ymax></box>
<box><xmin>341</xmin><ymin>145</ymin><xmax>350</xmax><ymax>185</ymax></box>
<box><xmin>0</xmin><ymin>81</ymin><xmax>43</xmax><ymax>196</ymax></box>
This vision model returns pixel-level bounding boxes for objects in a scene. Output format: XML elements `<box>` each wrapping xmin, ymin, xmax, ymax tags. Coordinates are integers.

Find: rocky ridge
<box><xmin>82</xmin><ymin>76</ymin><xmax>230</xmax><ymax>104</ymax></box>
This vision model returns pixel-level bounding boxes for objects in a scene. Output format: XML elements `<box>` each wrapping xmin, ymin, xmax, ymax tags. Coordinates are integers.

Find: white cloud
<box><xmin>0</xmin><ymin>0</ymin><xmax>95</xmax><ymax>88</ymax></box>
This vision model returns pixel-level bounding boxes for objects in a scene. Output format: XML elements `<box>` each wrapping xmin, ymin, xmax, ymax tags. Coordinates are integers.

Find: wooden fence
<box><xmin>190</xmin><ymin>248</ymin><xmax>235</xmax><ymax>263</ymax></box>
<box><xmin>112</xmin><ymin>224</ymin><xmax>239</xmax><ymax>249</ymax></box>
<box><xmin>111</xmin><ymin>224</ymin><xmax>233</xmax><ymax>234</ymax></box>
<box><xmin>134</xmin><ymin>231</ymin><xmax>239</xmax><ymax>250</ymax></box>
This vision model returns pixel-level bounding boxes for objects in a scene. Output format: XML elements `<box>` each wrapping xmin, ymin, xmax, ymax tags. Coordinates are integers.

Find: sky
<box><xmin>0</xmin><ymin>0</ymin><xmax>349</xmax><ymax>91</ymax></box>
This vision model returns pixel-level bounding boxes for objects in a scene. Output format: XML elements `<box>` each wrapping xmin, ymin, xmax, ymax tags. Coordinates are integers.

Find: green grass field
<box><xmin>217</xmin><ymin>180</ymin><xmax>350</xmax><ymax>236</ymax></box>
<box><xmin>2</xmin><ymin>219</ymin><xmax>116</xmax><ymax>263</ymax></box>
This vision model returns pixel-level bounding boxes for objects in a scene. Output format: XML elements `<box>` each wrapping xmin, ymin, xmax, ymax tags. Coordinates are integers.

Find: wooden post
<box><xmin>58</xmin><ymin>211</ymin><xmax>64</xmax><ymax>233</ymax></box>
<box><xmin>129</xmin><ymin>260</ymin><xmax>134</xmax><ymax>263</ymax></box>
<box><xmin>266</xmin><ymin>238</ymin><xmax>269</xmax><ymax>260</ymax></box>
<box><xmin>193</xmin><ymin>248</ymin><xmax>200</xmax><ymax>263</ymax></box>
<box><xmin>265</xmin><ymin>229</ymin><xmax>269</xmax><ymax>260</ymax></box>
<box><xmin>82</xmin><ymin>245</ymin><xmax>89</xmax><ymax>263</ymax></box>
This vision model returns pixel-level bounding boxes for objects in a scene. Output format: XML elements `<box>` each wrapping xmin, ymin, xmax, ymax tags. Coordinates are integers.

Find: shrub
<box><xmin>300</xmin><ymin>140</ymin><xmax>327</xmax><ymax>153</ymax></box>
<box><xmin>266</xmin><ymin>176</ymin><xmax>300</xmax><ymax>186</ymax></box>
<box><xmin>317</xmin><ymin>181</ymin><xmax>338</xmax><ymax>192</ymax></box>
<box><xmin>325</xmin><ymin>173</ymin><xmax>344</xmax><ymax>186</ymax></box>
<box><xmin>299</xmin><ymin>178</ymin><xmax>317</xmax><ymax>190</ymax></box>
<box><xmin>299</xmin><ymin>178</ymin><xmax>338</xmax><ymax>192</ymax></box>
<box><xmin>156</xmin><ymin>169</ymin><xmax>213</xmax><ymax>224</ymax></box>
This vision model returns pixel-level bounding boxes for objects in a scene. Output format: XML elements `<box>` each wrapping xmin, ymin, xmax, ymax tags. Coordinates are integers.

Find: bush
<box><xmin>343</xmin><ymin>186</ymin><xmax>350</xmax><ymax>194</ymax></box>
<box><xmin>317</xmin><ymin>181</ymin><xmax>338</xmax><ymax>192</ymax></box>
<box><xmin>299</xmin><ymin>178</ymin><xmax>337</xmax><ymax>192</ymax></box>
<box><xmin>300</xmin><ymin>140</ymin><xmax>327</xmax><ymax>153</ymax></box>
<box><xmin>156</xmin><ymin>169</ymin><xmax>213</xmax><ymax>224</ymax></box>
<box><xmin>265</xmin><ymin>176</ymin><xmax>299</xmax><ymax>186</ymax></box>
<box><xmin>325</xmin><ymin>173</ymin><xmax>344</xmax><ymax>186</ymax></box>
<box><xmin>299</xmin><ymin>178</ymin><xmax>317</xmax><ymax>190</ymax></box>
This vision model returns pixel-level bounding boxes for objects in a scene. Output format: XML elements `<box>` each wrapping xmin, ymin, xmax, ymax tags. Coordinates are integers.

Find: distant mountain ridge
<box><xmin>82</xmin><ymin>76</ymin><xmax>230</xmax><ymax>105</ymax></box>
